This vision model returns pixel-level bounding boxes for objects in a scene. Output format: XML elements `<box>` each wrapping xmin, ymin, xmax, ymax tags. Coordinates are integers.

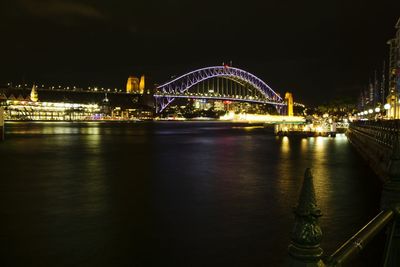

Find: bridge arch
<box><xmin>154</xmin><ymin>66</ymin><xmax>284</xmax><ymax>113</ymax></box>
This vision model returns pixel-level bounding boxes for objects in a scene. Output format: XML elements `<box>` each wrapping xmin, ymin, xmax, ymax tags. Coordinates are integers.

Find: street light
<box><xmin>368</xmin><ymin>109</ymin><xmax>373</xmax><ymax>114</ymax></box>
<box><xmin>375</xmin><ymin>107</ymin><xmax>380</xmax><ymax>113</ymax></box>
<box><xmin>384</xmin><ymin>103</ymin><xmax>391</xmax><ymax>110</ymax></box>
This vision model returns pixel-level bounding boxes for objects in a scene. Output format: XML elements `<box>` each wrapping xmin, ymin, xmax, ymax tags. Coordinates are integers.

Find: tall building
<box><xmin>386</xmin><ymin>17</ymin><xmax>400</xmax><ymax>118</ymax></box>
<box><xmin>373</xmin><ymin>71</ymin><xmax>380</xmax><ymax>105</ymax></box>
<box><xmin>380</xmin><ymin>61</ymin><xmax>386</xmax><ymax>104</ymax></box>
<box><xmin>387</xmin><ymin>18</ymin><xmax>400</xmax><ymax>94</ymax></box>
<box><xmin>126</xmin><ymin>75</ymin><xmax>145</xmax><ymax>94</ymax></box>
<box><xmin>358</xmin><ymin>90</ymin><xmax>365</xmax><ymax>110</ymax></box>
<box><xmin>369</xmin><ymin>79</ymin><xmax>374</xmax><ymax>106</ymax></box>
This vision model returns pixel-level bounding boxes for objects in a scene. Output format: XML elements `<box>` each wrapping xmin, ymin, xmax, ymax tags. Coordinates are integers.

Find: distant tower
<box><xmin>139</xmin><ymin>75</ymin><xmax>145</xmax><ymax>94</ymax></box>
<box><xmin>103</xmin><ymin>93</ymin><xmax>109</xmax><ymax>103</ymax></box>
<box><xmin>285</xmin><ymin>92</ymin><xmax>294</xmax><ymax>116</ymax></box>
<box><xmin>374</xmin><ymin>70</ymin><xmax>379</xmax><ymax>105</ymax></box>
<box><xmin>369</xmin><ymin>79</ymin><xmax>374</xmax><ymax>105</ymax></box>
<box><xmin>101</xmin><ymin>93</ymin><xmax>111</xmax><ymax>115</ymax></box>
<box><xmin>30</xmin><ymin>84</ymin><xmax>39</xmax><ymax>102</ymax></box>
<box><xmin>358</xmin><ymin>90</ymin><xmax>365</xmax><ymax>110</ymax></box>
<box><xmin>126</xmin><ymin>76</ymin><xmax>140</xmax><ymax>93</ymax></box>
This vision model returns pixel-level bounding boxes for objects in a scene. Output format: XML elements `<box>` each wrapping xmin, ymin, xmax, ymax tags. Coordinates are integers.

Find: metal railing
<box><xmin>327</xmin><ymin>210</ymin><xmax>396</xmax><ymax>266</ymax></box>
<box><xmin>287</xmin><ymin>168</ymin><xmax>400</xmax><ymax>267</ymax></box>
<box><xmin>350</xmin><ymin>120</ymin><xmax>400</xmax><ymax>149</ymax></box>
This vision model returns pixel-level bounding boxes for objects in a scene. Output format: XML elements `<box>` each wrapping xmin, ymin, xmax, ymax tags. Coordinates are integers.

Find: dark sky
<box><xmin>0</xmin><ymin>0</ymin><xmax>399</xmax><ymax>105</ymax></box>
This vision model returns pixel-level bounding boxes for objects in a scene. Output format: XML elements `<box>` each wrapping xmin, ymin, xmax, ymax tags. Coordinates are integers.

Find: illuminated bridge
<box><xmin>154</xmin><ymin>66</ymin><xmax>286</xmax><ymax>113</ymax></box>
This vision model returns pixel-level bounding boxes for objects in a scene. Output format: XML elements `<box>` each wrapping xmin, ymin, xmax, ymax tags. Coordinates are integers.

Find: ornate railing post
<box><xmin>381</xmin><ymin>135</ymin><xmax>400</xmax><ymax>266</ymax></box>
<box><xmin>287</xmin><ymin>168</ymin><xmax>325</xmax><ymax>267</ymax></box>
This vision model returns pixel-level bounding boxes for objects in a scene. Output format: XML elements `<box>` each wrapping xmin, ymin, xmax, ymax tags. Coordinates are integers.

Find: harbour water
<box><xmin>0</xmin><ymin>122</ymin><xmax>383</xmax><ymax>266</ymax></box>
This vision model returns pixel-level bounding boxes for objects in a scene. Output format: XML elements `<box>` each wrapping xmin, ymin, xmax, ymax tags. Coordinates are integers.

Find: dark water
<box><xmin>0</xmin><ymin>122</ymin><xmax>383</xmax><ymax>266</ymax></box>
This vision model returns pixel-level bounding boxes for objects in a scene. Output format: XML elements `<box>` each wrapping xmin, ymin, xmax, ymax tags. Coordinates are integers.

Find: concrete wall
<box><xmin>347</xmin><ymin>123</ymin><xmax>393</xmax><ymax>181</ymax></box>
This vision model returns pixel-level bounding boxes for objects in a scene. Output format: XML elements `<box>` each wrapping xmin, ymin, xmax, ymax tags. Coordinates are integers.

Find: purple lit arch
<box><xmin>154</xmin><ymin>66</ymin><xmax>285</xmax><ymax>113</ymax></box>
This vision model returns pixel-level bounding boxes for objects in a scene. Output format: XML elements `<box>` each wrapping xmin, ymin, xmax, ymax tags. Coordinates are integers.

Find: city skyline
<box><xmin>0</xmin><ymin>0</ymin><xmax>399</xmax><ymax>105</ymax></box>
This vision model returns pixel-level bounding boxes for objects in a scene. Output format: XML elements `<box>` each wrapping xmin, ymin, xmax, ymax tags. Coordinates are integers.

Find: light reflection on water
<box><xmin>0</xmin><ymin>123</ymin><xmax>382</xmax><ymax>266</ymax></box>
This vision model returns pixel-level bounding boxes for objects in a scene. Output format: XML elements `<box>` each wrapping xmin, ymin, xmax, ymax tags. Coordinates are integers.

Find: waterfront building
<box><xmin>0</xmin><ymin>86</ymin><xmax>153</xmax><ymax>121</ymax></box>
<box><xmin>2</xmin><ymin>99</ymin><xmax>101</xmax><ymax>120</ymax></box>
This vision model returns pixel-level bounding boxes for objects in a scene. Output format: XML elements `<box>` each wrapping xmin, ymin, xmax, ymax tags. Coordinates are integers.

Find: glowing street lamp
<box><xmin>375</xmin><ymin>107</ymin><xmax>380</xmax><ymax>113</ymax></box>
<box><xmin>384</xmin><ymin>103</ymin><xmax>391</xmax><ymax>110</ymax></box>
<box><xmin>368</xmin><ymin>109</ymin><xmax>373</xmax><ymax>114</ymax></box>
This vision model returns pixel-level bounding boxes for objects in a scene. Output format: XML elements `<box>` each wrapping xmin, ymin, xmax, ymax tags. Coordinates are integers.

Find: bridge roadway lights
<box><xmin>287</xmin><ymin>168</ymin><xmax>325</xmax><ymax>267</ymax></box>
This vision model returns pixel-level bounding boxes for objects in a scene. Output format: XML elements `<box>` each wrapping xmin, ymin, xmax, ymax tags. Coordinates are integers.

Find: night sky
<box><xmin>0</xmin><ymin>0</ymin><xmax>399</xmax><ymax>105</ymax></box>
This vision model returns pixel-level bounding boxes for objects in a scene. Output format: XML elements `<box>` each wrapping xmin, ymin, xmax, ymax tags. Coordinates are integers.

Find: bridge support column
<box><xmin>285</xmin><ymin>92</ymin><xmax>294</xmax><ymax>116</ymax></box>
<box><xmin>287</xmin><ymin>168</ymin><xmax>325</xmax><ymax>267</ymax></box>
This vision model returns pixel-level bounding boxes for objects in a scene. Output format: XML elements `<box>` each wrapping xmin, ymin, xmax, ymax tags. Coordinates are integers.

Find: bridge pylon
<box><xmin>285</xmin><ymin>92</ymin><xmax>294</xmax><ymax>116</ymax></box>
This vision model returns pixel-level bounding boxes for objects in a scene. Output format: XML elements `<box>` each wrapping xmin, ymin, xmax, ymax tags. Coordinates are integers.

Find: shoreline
<box><xmin>4</xmin><ymin>119</ymin><xmax>264</xmax><ymax>124</ymax></box>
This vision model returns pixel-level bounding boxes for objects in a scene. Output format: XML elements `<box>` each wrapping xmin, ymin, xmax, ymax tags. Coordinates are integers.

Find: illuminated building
<box><xmin>3</xmin><ymin>100</ymin><xmax>101</xmax><ymax>120</ymax></box>
<box><xmin>386</xmin><ymin>93</ymin><xmax>399</xmax><ymax>119</ymax></box>
<box><xmin>387</xmin><ymin>18</ymin><xmax>400</xmax><ymax>96</ymax></box>
<box><xmin>126</xmin><ymin>75</ymin><xmax>145</xmax><ymax>94</ymax></box>
<box><xmin>30</xmin><ymin>84</ymin><xmax>39</xmax><ymax>102</ymax></box>
<box><xmin>193</xmin><ymin>99</ymin><xmax>212</xmax><ymax>110</ymax></box>
<box><xmin>213</xmin><ymin>101</ymin><xmax>225</xmax><ymax>111</ymax></box>
<box><xmin>110</xmin><ymin>106</ymin><xmax>153</xmax><ymax>120</ymax></box>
